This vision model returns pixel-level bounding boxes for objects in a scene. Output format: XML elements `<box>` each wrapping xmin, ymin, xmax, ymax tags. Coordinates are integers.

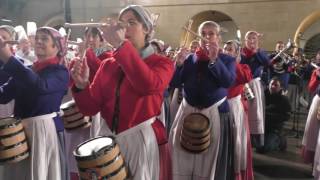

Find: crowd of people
<box><xmin>0</xmin><ymin>4</ymin><xmax>320</xmax><ymax>180</ymax></box>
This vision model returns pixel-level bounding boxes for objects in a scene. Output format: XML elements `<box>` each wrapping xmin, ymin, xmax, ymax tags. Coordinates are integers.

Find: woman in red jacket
<box><xmin>224</xmin><ymin>40</ymin><xmax>254</xmax><ymax>180</ymax></box>
<box><xmin>65</xmin><ymin>27</ymin><xmax>113</xmax><ymax>180</ymax></box>
<box><xmin>70</xmin><ymin>5</ymin><xmax>174</xmax><ymax>180</ymax></box>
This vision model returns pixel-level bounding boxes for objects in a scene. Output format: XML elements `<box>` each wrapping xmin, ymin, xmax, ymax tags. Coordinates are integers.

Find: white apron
<box><xmin>0</xmin><ymin>100</ymin><xmax>14</xmax><ymax>118</ymax></box>
<box><xmin>99</xmin><ymin>117</ymin><xmax>160</xmax><ymax>180</ymax></box>
<box><xmin>247</xmin><ymin>78</ymin><xmax>265</xmax><ymax>135</ymax></box>
<box><xmin>228</xmin><ymin>95</ymin><xmax>247</xmax><ymax>173</ymax></box>
<box><xmin>313</xmin><ymin>129</ymin><xmax>320</xmax><ymax>179</ymax></box>
<box><xmin>302</xmin><ymin>94</ymin><xmax>320</xmax><ymax>178</ymax></box>
<box><xmin>170</xmin><ymin>88</ymin><xmax>182</xmax><ymax>124</ymax></box>
<box><xmin>3</xmin><ymin>113</ymin><xmax>62</xmax><ymax>180</ymax></box>
<box><xmin>169</xmin><ymin>97</ymin><xmax>225</xmax><ymax>180</ymax></box>
<box><xmin>65</xmin><ymin>113</ymin><xmax>108</xmax><ymax>173</ymax></box>
<box><xmin>302</xmin><ymin>94</ymin><xmax>320</xmax><ymax>152</ymax></box>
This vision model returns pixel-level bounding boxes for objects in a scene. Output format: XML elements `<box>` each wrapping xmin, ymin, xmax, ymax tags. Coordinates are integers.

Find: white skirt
<box><xmin>170</xmin><ymin>88</ymin><xmax>182</xmax><ymax>125</ymax></box>
<box><xmin>3</xmin><ymin>113</ymin><xmax>62</xmax><ymax>180</ymax></box>
<box><xmin>65</xmin><ymin>113</ymin><xmax>109</xmax><ymax>173</ymax></box>
<box><xmin>247</xmin><ymin>78</ymin><xmax>265</xmax><ymax>135</ymax></box>
<box><xmin>302</xmin><ymin>94</ymin><xmax>320</xmax><ymax>177</ymax></box>
<box><xmin>302</xmin><ymin>94</ymin><xmax>320</xmax><ymax>151</ymax></box>
<box><xmin>0</xmin><ymin>100</ymin><xmax>14</xmax><ymax>118</ymax></box>
<box><xmin>116</xmin><ymin>117</ymin><xmax>159</xmax><ymax>180</ymax></box>
<box><xmin>228</xmin><ymin>95</ymin><xmax>248</xmax><ymax>173</ymax></box>
<box><xmin>169</xmin><ymin>98</ymin><xmax>225</xmax><ymax>180</ymax></box>
<box><xmin>70</xmin><ymin>116</ymin><xmax>160</xmax><ymax>180</ymax></box>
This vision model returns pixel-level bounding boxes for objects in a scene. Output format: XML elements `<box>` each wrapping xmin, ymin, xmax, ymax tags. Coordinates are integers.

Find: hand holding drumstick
<box><xmin>70</xmin><ymin>57</ymin><xmax>90</xmax><ymax>90</ymax></box>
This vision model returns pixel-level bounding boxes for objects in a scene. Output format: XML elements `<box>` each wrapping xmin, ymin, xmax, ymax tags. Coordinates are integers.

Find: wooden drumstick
<box><xmin>67</xmin><ymin>40</ymin><xmax>82</xmax><ymax>46</ymax></box>
<box><xmin>79</xmin><ymin>27</ymin><xmax>93</xmax><ymax>61</ymax></box>
<box><xmin>66</xmin><ymin>28</ymin><xmax>71</xmax><ymax>41</ymax></box>
<box><xmin>182</xmin><ymin>26</ymin><xmax>208</xmax><ymax>42</ymax></box>
<box><xmin>151</xmin><ymin>13</ymin><xmax>160</xmax><ymax>28</ymax></box>
<box><xmin>65</xmin><ymin>22</ymin><xmax>126</xmax><ymax>28</ymax></box>
<box><xmin>182</xmin><ymin>19</ymin><xmax>193</xmax><ymax>47</ymax></box>
<box><xmin>311</xmin><ymin>62</ymin><xmax>319</xmax><ymax>69</ymax></box>
<box><xmin>65</xmin><ymin>22</ymin><xmax>108</xmax><ymax>28</ymax></box>
<box><xmin>4</xmin><ymin>40</ymin><xmax>19</xmax><ymax>45</ymax></box>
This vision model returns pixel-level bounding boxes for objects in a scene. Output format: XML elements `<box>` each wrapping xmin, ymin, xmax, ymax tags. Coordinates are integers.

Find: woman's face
<box><xmin>223</xmin><ymin>43</ymin><xmax>237</xmax><ymax>57</ymax></box>
<box><xmin>245</xmin><ymin>33</ymin><xmax>259</xmax><ymax>50</ymax></box>
<box><xmin>85</xmin><ymin>34</ymin><xmax>101</xmax><ymax>49</ymax></box>
<box><xmin>189</xmin><ymin>41</ymin><xmax>199</xmax><ymax>53</ymax></box>
<box><xmin>199</xmin><ymin>25</ymin><xmax>220</xmax><ymax>47</ymax></box>
<box><xmin>34</xmin><ymin>31</ymin><xmax>59</xmax><ymax>59</ymax></box>
<box><xmin>0</xmin><ymin>29</ymin><xmax>12</xmax><ymax>41</ymax></box>
<box><xmin>120</xmin><ymin>10</ymin><xmax>148</xmax><ymax>50</ymax></box>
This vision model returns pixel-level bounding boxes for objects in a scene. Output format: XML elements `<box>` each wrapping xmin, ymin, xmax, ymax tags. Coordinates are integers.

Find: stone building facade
<box><xmin>1</xmin><ymin>0</ymin><xmax>319</xmax><ymax>55</ymax></box>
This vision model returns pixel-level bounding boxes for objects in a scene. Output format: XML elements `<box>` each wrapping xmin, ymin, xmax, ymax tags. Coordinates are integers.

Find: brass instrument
<box><xmin>292</xmin><ymin>54</ymin><xmax>310</xmax><ymax>77</ymax></box>
<box><xmin>272</xmin><ymin>39</ymin><xmax>295</xmax><ymax>64</ymax></box>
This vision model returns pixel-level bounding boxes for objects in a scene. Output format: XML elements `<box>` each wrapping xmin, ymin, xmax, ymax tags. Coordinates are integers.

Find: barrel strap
<box><xmin>111</xmin><ymin>69</ymin><xmax>125</xmax><ymax>134</ymax></box>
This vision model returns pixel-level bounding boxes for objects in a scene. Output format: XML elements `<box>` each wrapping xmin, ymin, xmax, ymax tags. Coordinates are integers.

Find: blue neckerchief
<box><xmin>140</xmin><ymin>43</ymin><xmax>155</xmax><ymax>59</ymax></box>
<box><xmin>94</xmin><ymin>47</ymin><xmax>109</xmax><ymax>57</ymax></box>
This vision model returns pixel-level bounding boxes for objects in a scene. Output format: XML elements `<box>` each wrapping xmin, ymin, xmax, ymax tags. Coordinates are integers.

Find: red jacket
<box><xmin>228</xmin><ymin>63</ymin><xmax>252</xmax><ymax>98</ymax></box>
<box><xmin>73</xmin><ymin>41</ymin><xmax>174</xmax><ymax>133</ymax></box>
<box><xmin>85</xmin><ymin>48</ymin><xmax>113</xmax><ymax>82</ymax></box>
<box><xmin>308</xmin><ymin>70</ymin><xmax>319</xmax><ymax>93</ymax></box>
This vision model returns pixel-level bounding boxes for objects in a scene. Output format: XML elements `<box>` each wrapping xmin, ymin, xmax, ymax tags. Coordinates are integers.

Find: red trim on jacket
<box><xmin>228</xmin><ymin>63</ymin><xmax>252</xmax><ymax>98</ymax></box>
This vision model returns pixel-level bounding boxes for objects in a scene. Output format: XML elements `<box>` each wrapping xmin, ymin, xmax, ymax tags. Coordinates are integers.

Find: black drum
<box><xmin>180</xmin><ymin>113</ymin><xmax>211</xmax><ymax>153</ymax></box>
<box><xmin>0</xmin><ymin>117</ymin><xmax>29</xmax><ymax>163</ymax></box>
<box><xmin>60</xmin><ymin>100</ymin><xmax>92</xmax><ymax>131</ymax></box>
<box><xmin>74</xmin><ymin>136</ymin><xmax>127</xmax><ymax>180</ymax></box>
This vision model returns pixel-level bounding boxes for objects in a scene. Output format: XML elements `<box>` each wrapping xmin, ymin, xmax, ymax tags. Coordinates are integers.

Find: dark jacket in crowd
<box><xmin>265</xmin><ymin>89</ymin><xmax>291</xmax><ymax>134</ymax></box>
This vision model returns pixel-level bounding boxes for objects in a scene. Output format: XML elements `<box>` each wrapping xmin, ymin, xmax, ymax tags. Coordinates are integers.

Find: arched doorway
<box><xmin>294</xmin><ymin>11</ymin><xmax>320</xmax><ymax>49</ymax></box>
<box><xmin>304</xmin><ymin>33</ymin><xmax>320</xmax><ymax>59</ymax></box>
<box><xmin>294</xmin><ymin>11</ymin><xmax>320</xmax><ymax>59</ymax></box>
<box><xmin>180</xmin><ymin>10</ymin><xmax>239</xmax><ymax>48</ymax></box>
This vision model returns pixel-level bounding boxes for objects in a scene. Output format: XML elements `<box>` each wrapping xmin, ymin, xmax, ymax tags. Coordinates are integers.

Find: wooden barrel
<box><xmin>0</xmin><ymin>117</ymin><xmax>29</xmax><ymax>163</ymax></box>
<box><xmin>74</xmin><ymin>136</ymin><xmax>127</xmax><ymax>180</ymax></box>
<box><xmin>60</xmin><ymin>100</ymin><xmax>92</xmax><ymax>131</ymax></box>
<box><xmin>180</xmin><ymin>113</ymin><xmax>211</xmax><ymax>153</ymax></box>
